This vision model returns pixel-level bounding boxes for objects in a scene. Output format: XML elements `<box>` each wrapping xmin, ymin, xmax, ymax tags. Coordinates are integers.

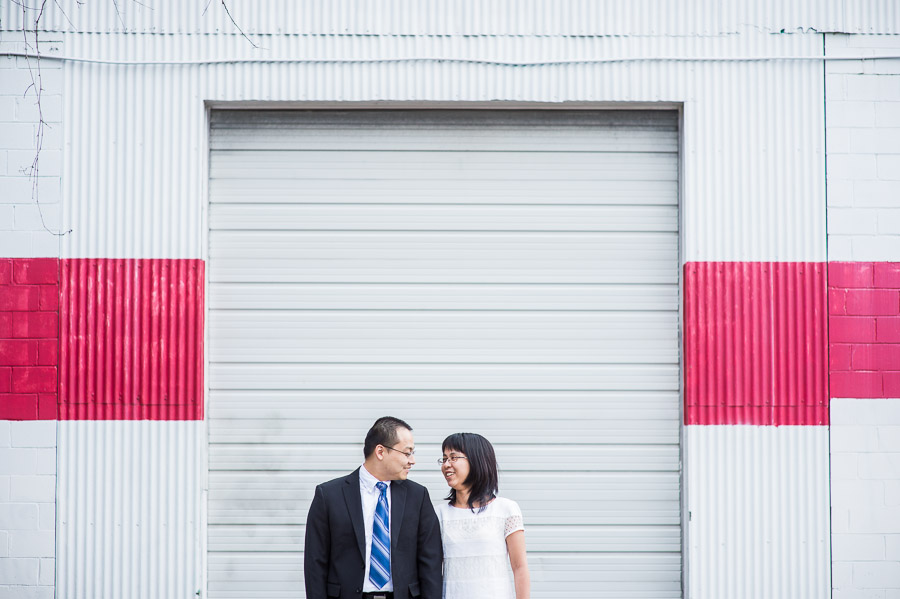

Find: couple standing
<box><xmin>304</xmin><ymin>416</ymin><xmax>531</xmax><ymax>599</ymax></box>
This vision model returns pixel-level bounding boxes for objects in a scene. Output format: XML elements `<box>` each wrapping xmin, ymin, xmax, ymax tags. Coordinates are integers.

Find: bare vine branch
<box><xmin>19</xmin><ymin>0</ymin><xmax>72</xmax><ymax>237</ymax></box>
<box><xmin>221</xmin><ymin>0</ymin><xmax>258</xmax><ymax>48</ymax></box>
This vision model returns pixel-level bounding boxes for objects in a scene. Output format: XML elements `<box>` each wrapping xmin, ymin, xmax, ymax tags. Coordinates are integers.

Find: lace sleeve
<box><xmin>503</xmin><ymin>500</ymin><xmax>524</xmax><ymax>537</ymax></box>
<box><xmin>504</xmin><ymin>513</ymin><xmax>524</xmax><ymax>537</ymax></box>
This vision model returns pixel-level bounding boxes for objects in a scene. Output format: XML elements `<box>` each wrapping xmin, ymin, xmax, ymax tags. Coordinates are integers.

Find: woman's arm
<box><xmin>506</xmin><ymin>529</ymin><xmax>530</xmax><ymax>599</ymax></box>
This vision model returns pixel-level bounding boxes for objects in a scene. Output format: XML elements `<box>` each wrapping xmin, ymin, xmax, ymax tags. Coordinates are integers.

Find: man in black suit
<box><xmin>304</xmin><ymin>416</ymin><xmax>443</xmax><ymax>599</ymax></box>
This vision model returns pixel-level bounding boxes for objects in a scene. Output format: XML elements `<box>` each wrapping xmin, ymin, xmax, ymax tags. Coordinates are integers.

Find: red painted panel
<box><xmin>844</xmin><ymin>289</ymin><xmax>900</xmax><ymax>316</ymax></box>
<box><xmin>13</xmin><ymin>258</ymin><xmax>59</xmax><ymax>285</ymax></box>
<box><xmin>684</xmin><ymin>262</ymin><xmax>829</xmax><ymax>426</ymax></box>
<box><xmin>0</xmin><ymin>394</ymin><xmax>39</xmax><ymax>419</ymax></box>
<box><xmin>851</xmin><ymin>344</ymin><xmax>900</xmax><ymax>371</ymax></box>
<box><xmin>876</xmin><ymin>317</ymin><xmax>900</xmax><ymax>342</ymax></box>
<box><xmin>875</xmin><ymin>263</ymin><xmax>900</xmax><ymax>287</ymax></box>
<box><xmin>884</xmin><ymin>373</ymin><xmax>900</xmax><ymax>397</ymax></box>
<box><xmin>0</xmin><ymin>258</ymin><xmax>59</xmax><ymax>420</ymax></box>
<box><xmin>830</xmin><ymin>371</ymin><xmax>883</xmax><ymax>398</ymax></box>
<box><xmin>830</xmin><ymin>344</ymin><xmax>852</xmax><ymax>371</ymax></box>
<box><xmin>829</xmin><ymin>262</ymin><xmax>874</xmax><ymax>288</ymax></box>
<box><xmin>828</xmin><ymin>262</ymin><xmax>900</xmax><ymax>399</ymax></box>
<box><xmin>59</xmin><ymin>259</ymin><xmax>204</xmax><ymax>420</ymax></box>
<box><xmin>830</xmin><ymin>317</ymin><xmax>877</xmax><ymax>343</ymax></box>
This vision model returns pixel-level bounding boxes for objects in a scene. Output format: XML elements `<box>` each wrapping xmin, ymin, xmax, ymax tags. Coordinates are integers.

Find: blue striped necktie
<box><xmin>369</xmin><ymin>481</ymin><xmax>391</xmax><ymax>589</ymax></box>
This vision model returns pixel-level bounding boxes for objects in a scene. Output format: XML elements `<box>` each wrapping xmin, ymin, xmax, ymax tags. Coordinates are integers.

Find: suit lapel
<box><xmin>390</xmin><ymin>479</ymin><xmax>407</xmax><ymax>549</ymax></box>
<box><xmin>342</xmin><ymin>469</ymin><xmax>366</xmax><ymax>562</ymax></box>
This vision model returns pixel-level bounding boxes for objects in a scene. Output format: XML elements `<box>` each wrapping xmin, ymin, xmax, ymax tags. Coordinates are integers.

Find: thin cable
<box><xmin>2</xmin><ymin>50</ymin><xmax>900</xmax><ymax>66</ymax></box>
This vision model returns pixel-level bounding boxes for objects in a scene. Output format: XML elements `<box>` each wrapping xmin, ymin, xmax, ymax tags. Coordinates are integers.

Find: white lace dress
<box><xmin>436</xmin><ymin>497</ymin><xmax>525</xmax><ymax>599</ymax></box>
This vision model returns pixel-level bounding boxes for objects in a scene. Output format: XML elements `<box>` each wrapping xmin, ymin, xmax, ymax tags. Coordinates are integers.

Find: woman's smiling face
<box><xmin>441</xmin><ymin>449</ymin><xmax>470</xmax><ymax>491</ymax></box>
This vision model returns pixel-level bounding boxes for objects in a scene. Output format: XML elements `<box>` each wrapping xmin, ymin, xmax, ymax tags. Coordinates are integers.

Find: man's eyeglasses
<box><xmin>383</xmin><ymin>445</ymin><xmax>415</xmax><ymax>459</ymax></box>
<box><xmin>437</xmin><ymin>456</ymin><xmax>468</xmax><ymax>465</ymax></box>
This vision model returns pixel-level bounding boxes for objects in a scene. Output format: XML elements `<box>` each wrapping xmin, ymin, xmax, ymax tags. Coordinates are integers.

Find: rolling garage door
<box><xmin>207</xmin><ymin>109</ymin><xmax>681</xmax><ymax>598</ymax></box>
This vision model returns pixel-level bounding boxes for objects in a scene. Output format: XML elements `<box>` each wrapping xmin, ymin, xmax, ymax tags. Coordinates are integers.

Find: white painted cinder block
<box><xmin>887</xmin><ymin>535</ymin><xmax>900</xmax><ymax>560</ymax></box>
<box><xmin>853</xmin><ymin>562</ymin><xmax>900</xmax><ymax>589</ymax></box>
<box><xmin>0</xmin><ymin>586</ymin><xmax>53</xmax><ymax>599</ymax></box>
<box><xmin>831</xmin><ymin>399</ymin><xmax>900</xmax><ymax>598</ymax></box>
<box><xmin>826</xmin><ymin>34</ymin><xmax>900</xmax><ymax>262</ymax></box>
<box><xmin>10</xmin><ymin>422</ymin><xmax>57</xmax><ymax>449</ymax></box>
<box><xmin>0</xmin><ymin>47</ymin><xmax>63</xmax><ymax>259</ymax></box>
<box><xmin>878</xmin><ymin>210</ymin><xmax>900</xmax><ymax>235</ymax></box>
<box><xmin>9</xmin><ymin>476</ymin><xmax>55</xmax><ymax>503</ymax></box>
<box><xmin>0</xmin><ymin>559</ymin><xmax>39</xmax><ymax>585</ymax></box>
<box><xmin>0</xmin><ymin>423</ymin><xmax>59</xmax><ymax>599</ymax></box>
<box><xmin>0</xmin><ymin>504</ymin><xmax>39</xmax><ymax>530</ymax></box>
<box><xmin>9</xmin><ymin>531</ymin><xmax>55</xmax><ymax>558</ymax></box>
<box><xmin>38</xmin><ymin>559</ymin><xmax>54</xmax><ymax>586</ymax></box>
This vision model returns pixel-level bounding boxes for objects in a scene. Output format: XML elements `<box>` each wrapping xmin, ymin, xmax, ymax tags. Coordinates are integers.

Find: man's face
<box><xmin>382</xmin><ymin>427</ymin><xmax>416</xmax><ymax>480</ymax></box>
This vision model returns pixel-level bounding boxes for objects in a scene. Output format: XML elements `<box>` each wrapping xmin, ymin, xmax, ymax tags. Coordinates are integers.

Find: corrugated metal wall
<box><xmin>51</xmin><ymin>31</ymin><xmax>825</xmax><ymax>261</ymax></box>
<box><xmin>57</xmin><ymin>421</ymin><xmax>204</xmax><ymax>599</ymax></box>
<box><xmin>3</xmin><ymin>0</ymin><xmax>898</xmax><ymax>34</ymax></box>
<box><xmin>0</xmin><ymin>2</ymin><xmax>851</xmax><ymax>597</ymax></box>
<box><xmin>685</xmin><ymin>427</ymin><xmax>831</xmax><ymax>598</ymax></box>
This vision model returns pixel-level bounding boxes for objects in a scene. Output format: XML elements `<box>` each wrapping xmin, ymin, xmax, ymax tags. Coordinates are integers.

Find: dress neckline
<box><xmin>448</xmin><ymin>497</ymin><xmax>497</xmax><ymax>510</ymax></box>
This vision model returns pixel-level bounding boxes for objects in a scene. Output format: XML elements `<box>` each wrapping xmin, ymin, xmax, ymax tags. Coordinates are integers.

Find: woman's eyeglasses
<box><xmin>437</xmin><ymin>456</ymin><xmax>468</xmax><ymax>464</ymax></box>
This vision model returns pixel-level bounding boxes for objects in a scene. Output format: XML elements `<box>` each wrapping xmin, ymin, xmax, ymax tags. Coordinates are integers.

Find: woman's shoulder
<box><xmin>491</xmin><ymin>496</ymin><xmax>522</xmax><ymax>515</ymax></box>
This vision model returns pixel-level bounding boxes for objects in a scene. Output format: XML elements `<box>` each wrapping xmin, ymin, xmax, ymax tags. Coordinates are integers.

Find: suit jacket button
<box><xmin>355</xmin><ymin>589</ymin><xmax>361</xmax><ymax>593</ymax></box>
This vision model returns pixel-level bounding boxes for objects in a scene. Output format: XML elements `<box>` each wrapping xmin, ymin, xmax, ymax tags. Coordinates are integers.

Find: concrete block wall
<box><xmin>0</xmin><ymin>420</ymin><xmax>56</xmax><ymax>599</ymax></box>
<box><xmin>826</xmin><ymin>34</ymin><xmax>900</xmax><ymax>262</ymax></box>
<box><xmin>0</xmin><ymin>33</ymin><xmax>61</xmax><ymax>599</ymax></box>
<box><xmin>0</xmin><ymin>33</ymin><xmax>63</xmax><ymax>258</ymax></box>
<box><xmin>830</xmin><ymin>400</ymin><xmax>900</xmax><ymax>599</ymax></box>
<box><xmin>827</xmin><ymin>33</ymin><xmax>900</xmax><ymax>599</ymax></box>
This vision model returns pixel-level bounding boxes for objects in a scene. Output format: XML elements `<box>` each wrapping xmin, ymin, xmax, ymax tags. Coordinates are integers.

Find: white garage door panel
<box><xmin>210</xmin><ymin>283</ymin><xmax>678</xmax><ymax>311</ymax></box>
<box><xmin>210</xmin><ymin>129</ymin><xmax>678</xmax><ymax>154</ymax></box>
<box><xmin>208</xmin><ymin>392</ymin><xmax>680</xmax><ymax>446</ymax></box>
<box><xmin>208</xmin><ymin>109</ymin><xmax>681</xmax><ymax>598</ymax></box>
<box><xmin>210</xmin><ymin>444</ymin><xmax>679</xmax><ymax>472</ymax></box>
<box><xmin>207</xmin><ymin>555</ymin><xmax>682</xmax><ymax>599</ymax></box>
<box><xmin>209</xmin><ymin>524</ymin><xmax>681</xmax><ymax>553</ymax></box>
<box><xmin>209</xmin><ymin>177</ymin><xmax>678</xmax><ymax>205</ymax></box>
<box><xmin>209</xmin><ymin>204</ymin><xmax>678</xmax><ymax>231</ymax></box>
<box><xmin>209</xmin><ymin>311</ymin><xmax>677</xmax><ymax>363</ymax></box>
<box><xmin>210</xmin><ymin>150</ymin><xmax>677</xmax><ymax>181</ymax></box>
<box><xmin>209</xmin><ymin>363</ymin><xmax>679</xmax><ymax>390</ymax></box>
<box><xmin>209</xmin><ymin>110</ymin><xmax>679</xmax><ymax>152</ymax></box>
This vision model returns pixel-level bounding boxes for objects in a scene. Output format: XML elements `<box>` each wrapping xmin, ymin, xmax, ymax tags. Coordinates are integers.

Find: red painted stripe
<box><xmin>684</xmin><ymin>262</ymin><xmax>829</xmax><ymax>426</ymax></box>
<box><xmin>0</xmin><ymin>258</ymin><xmax>59</xmax><ymax>420</ymax></box>
<box><xmin>59</xmin><ymin>259</ymin><xmax>204</xmax><ymax>420</ymax></box>
<box><xmin>828</xmin><ymin>262</ymin><xmax>900</xmax><ymax>399</ymax></box>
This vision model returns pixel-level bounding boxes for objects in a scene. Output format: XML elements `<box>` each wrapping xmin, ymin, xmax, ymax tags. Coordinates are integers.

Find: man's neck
<box><xmin>362</xmin><ymin>461</ymin><xmax>389</xmax><ymax>482</ymax></box>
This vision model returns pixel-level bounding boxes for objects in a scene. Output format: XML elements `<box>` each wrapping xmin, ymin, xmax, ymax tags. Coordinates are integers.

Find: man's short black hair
<box><xmin>363</xmin><ymin>416</ymin><xmax>413</xmax><ymax>458</ymax></box>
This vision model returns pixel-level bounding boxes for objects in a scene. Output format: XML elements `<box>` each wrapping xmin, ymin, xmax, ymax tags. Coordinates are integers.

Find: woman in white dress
<box><xmin>436</xmin><ymin>432</ymin><xmax>530</xmax><ymax>599</ymax></box>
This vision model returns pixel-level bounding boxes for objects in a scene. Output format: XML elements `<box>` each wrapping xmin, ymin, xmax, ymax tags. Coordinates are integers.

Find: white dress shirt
<box><xmin>359</xmin><ymin>465</ymin><xmax>393</xmax><ymax>592</ymax></box>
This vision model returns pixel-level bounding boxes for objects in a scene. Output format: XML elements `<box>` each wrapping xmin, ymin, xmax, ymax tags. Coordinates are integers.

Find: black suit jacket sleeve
<box><xmin>416</xmin><ymin>488</ymin><xmax>443</xmax><ymax>599</ymax></box>
<box><xmin>304</xmin><ymin>484</ymin><xmax>330</xmax><ymax>599</ymax></box>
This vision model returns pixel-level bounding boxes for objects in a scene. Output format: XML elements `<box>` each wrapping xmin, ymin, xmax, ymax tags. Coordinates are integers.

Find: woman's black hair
<box><xmin>442</xmin><ymin>432</ymin><xmax>499</xmax><ymax>513</ymax></box>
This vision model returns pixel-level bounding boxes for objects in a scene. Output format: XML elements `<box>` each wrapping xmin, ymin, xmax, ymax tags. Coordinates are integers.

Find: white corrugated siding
<box><xmin>4</xmin><ymin>0</ymin><xmax>898</xmax><ymax>34</ymax></box>
<box><xmin>57</xmin><ymin>31</ymin><xmax>825</xmax><ymax>261</ymax></box>
<box><xmin>56</xmin><ymin>421</ymin><xmax>205</xmax><ymax>599</ymax></box>
<box><xmin>207</xmin><ymin>109</ymin><xmax>681</xmax><ymax>598</ymax></box>
<box><xmin>19</xmin><ymin>14</ymin><xmax>831</xmax><ymax>599</ymax></box>
<box><xmin>685</xmin><ymin>426</ymin><xmax>831</xmax><ymax>599</ymax></box>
